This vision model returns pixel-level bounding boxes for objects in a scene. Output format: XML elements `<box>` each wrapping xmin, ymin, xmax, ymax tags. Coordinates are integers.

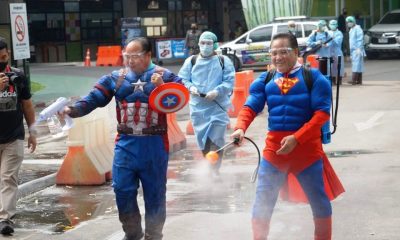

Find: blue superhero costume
<box><xmin>235</xmin><ymin>63</ymin><xmax>344</xmax><ymax>239</ymax></box>
<box><xmin>68</xmin><ymin>62</ymin><xmax>182</xmax><ymax>240</ymax></box>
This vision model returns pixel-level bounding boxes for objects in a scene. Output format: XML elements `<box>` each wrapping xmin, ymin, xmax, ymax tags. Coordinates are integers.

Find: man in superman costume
<box><xmin>61</xmin><ymin>37</ymin><xmax>182</xmax><ymax>240</ymax></box>
<box><xmin>231</xmin><ymin>33</ymin><xmax>344</xmax><ymax>240</ymax></box>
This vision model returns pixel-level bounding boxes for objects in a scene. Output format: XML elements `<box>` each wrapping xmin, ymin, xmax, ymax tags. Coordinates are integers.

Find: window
<box><xmin>304</xmin><ymin>24</ymin><xmax>317</xmax><ymax>37</ymax></box>
<box><xmin>379</xmin><ymin>13</ymin><xmax>400</xmax><ymax>24</ymax></box>
<box><xmin>236</xmin><ymin>35</ymin><xmax>247</xmax><ymax>44</ymax></box>
<box><xmin>249</xmin><ymin>26</ymin><xmax>272</xmax><ymax>43</ymax></box>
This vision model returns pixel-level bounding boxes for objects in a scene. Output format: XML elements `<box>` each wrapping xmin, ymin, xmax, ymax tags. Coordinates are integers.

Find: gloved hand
<box><xmin>355</xmin><ymin>48</ymin><xmax>362</xmax><ymax>56</ymax></box>
<box><xmin>189</xmin><ymin>86</ymin><xmax>199</xmax><ymax>96</ymax></box>
<box><xmin>316</xmin><ymin>40</ymin><xmax>322</xmax><ymax>45</ymax></box>
<box><xmin>205</xmin><ymin>90</ymin><xmax>218</xmax><ymax>101</ymax></box>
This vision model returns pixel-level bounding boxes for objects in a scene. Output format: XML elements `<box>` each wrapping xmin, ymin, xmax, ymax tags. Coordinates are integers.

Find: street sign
<box><xmin>9</xmin><ymin>3</ymin><xmax>30</xmax><ymax>60</ymax></box>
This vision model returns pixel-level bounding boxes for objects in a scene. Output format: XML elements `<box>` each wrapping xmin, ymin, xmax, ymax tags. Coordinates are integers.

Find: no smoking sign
<box><xmin>15</xmin><ymin>15</ymin><xmax>25</xmax><ymax>42</ymax></box>
<box><xmin>9</xmin><ymin>3</ymin><xmax>30</xmax><ymax>60</ymax></box>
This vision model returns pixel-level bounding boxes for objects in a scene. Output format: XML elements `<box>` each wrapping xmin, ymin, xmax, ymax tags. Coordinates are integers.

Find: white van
<box><xmin>217</xmin><ymin>19</ymin><xmax>319</xmax><ymax>70</ymax></box>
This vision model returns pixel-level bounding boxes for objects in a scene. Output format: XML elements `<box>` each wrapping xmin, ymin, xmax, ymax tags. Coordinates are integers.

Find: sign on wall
<box><xmin>9</xmin><ymin>3</ymin><xmax>30</xmax><ymax>60</ymax></box>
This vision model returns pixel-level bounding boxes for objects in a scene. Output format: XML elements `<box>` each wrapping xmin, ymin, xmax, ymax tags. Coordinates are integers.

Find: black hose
<box><xmin>242</xmin><ymin>136</ymin><xmax>261</xmax><ymax>183</ymax></box>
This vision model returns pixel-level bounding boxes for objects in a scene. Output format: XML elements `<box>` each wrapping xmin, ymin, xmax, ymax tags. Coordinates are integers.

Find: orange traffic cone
<box><xmin>84</xmin><ymin>48</ymin><xmax>91</xmax><ymax>67</ymax></box>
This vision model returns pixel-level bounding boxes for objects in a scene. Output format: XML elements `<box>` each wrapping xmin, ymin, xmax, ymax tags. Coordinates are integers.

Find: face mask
<box><xmin>200</xmin><ymin>44</ymin><xmax>214</xmax><ymax>57</ymax></box>
<box><xmin>288</xmin><ymin>27</ymin><xmax>295</xmax><ymax>32</ymax></box>
<box><xmin>330</xmin><ymin>25</ymin><xmax>337</xmax><ymax>31</ymax></box>
<box><xmin>318</xmin><ymin>26</ymin><xmax>326</xmax><ymax>31</ymax></box>
<box><xmin>343</xmin><ymin>11</ymin><xmax>347</xmax><ymax>15</ymax></box>
<box><xmin>0</xmin><ymin>62</ymin><xmax>7</xmax><ymax>72</ymax></box>
<box><xmin>347</xmin><ymin>22</ymin><xmax>354</xmax><ymax>28</ymax></box>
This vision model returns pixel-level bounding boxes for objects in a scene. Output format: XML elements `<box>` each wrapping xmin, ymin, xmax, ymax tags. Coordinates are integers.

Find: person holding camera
<box><xmin>0</xmin><ymin>38</ymin><xmax>37</xmax><ymax>235</ymax></box>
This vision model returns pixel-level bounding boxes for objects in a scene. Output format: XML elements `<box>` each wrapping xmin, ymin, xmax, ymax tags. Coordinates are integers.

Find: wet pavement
<box><xmin>6</xmin><ymin>60</ymin><xmax>400</xmax><ymax>239</ymax></box>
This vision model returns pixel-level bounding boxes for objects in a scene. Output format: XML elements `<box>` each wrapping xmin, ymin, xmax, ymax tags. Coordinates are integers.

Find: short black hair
<box><xmin>270</xmin><ymin>32</ymin><xmax>299</xmax><ymax>50</ymax></box>
<box><xmin>128</xmin><ymin>37</ymin><xmax>152</xmax><ymax>53</ymax></box>
<box><xmin>0</xmin><ymin>37</ymin><xmax>8</xmax><ymax>51</ymax></box>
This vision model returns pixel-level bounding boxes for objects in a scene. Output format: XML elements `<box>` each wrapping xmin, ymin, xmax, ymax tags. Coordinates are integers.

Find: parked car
<box><xmin>364</xmin><ymin>9</ymin><xmax>400</xmax><ymax>59</ymax></box>
<box><xmin>217</xmin><ymin>17</ymin><xmax>318</xmax><ymax>70</ymax></box>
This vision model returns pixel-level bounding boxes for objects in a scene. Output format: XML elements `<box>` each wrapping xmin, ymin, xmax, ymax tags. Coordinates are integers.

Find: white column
<box><xmin>335</xmin><ymin>0</ymin><xmax>340</xmax><ymax>17</ymax></box>
<box><xmin>370</xmin><ymin>0</ymin><xmax>374</xmax><ymax>26</ymax></box>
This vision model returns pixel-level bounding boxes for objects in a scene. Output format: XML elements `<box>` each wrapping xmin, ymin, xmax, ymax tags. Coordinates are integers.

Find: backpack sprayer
<box><xmin>35</xmin><ymin>97</ymin><xmax>74</xmax><ymax>131</ymax></box>
<box><xmin>205</xmin><ymin>137</ymin><xmax>261</xmax><ymax>183</ymax></box>
<box><xmin>317</xmin><ymin>55</ymin><xmax>341</xmax><ymax>143</ymax></box>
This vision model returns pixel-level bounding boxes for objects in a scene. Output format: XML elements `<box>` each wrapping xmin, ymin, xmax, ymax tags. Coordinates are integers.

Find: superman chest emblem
<box><xmin>275</xmin><ymin>77</ymin><xmax>299</xmax><ymax>94</ymax></box>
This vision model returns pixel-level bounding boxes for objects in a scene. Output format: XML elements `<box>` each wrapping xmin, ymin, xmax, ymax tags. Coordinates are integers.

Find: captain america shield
<box><xmin>149</xmin><ymin>83</ymin><xmax>189</xmax><ymax>113</ymax></box>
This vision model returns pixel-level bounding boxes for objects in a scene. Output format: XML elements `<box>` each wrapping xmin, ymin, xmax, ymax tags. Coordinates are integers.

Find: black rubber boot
<box><xmin>119</xmin><ymin>212</ymin><xmax>144</xmax><ymax>240</ymax></box>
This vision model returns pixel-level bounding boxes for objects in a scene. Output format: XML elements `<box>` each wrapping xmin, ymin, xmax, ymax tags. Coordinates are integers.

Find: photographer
<box><xmin>0</xmin><ymin>38</ymin><xmax>36</xmax><ymax>235</ymax></box>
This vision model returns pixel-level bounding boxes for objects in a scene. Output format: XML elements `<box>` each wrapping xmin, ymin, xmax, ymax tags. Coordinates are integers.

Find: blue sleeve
<box><xmin>307</xmin><ymin>31</ymin><xmax>317</xmax><ymax>47</ymax></box>
<box><xmin>215</xmin><ymin>55</ymin><xmax>235</xmax><ymax>96</ymax></box>
<box><xmin>178</xmin><ymin>56</ymin><xmax>195</xmax><ymax>90</ymax></box>
<box><xmin>162</xmin><ymin>68</ymin><xmax>182</xmax><ymax>84</ymax></box>
<box><xmin>244</xmin><ymin>71</ymin><xmax>268</xmax><ymax>114</ymax></box>
<box><xmin>333</xmin><ymin>31</ymin><xmax>343</xmax><ymax>48</ymax></box>
<box><xmin>355</xmin><ymin>26</ymin><xmax>364</xmax><ymax>49</ymax></box>
<box><xmin>310</xmin><ymin>69</ymin><xmax>331</xmax><ymax>114</ymax></box>
<box><xmin>72</xmin><ymin>75</ymin><xmax>115</xmax><ymax>117</ymax></box>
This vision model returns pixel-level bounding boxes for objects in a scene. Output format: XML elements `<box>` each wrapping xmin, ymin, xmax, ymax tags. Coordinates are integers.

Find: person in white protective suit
<box><xmin>178</xmin><ymin>31</ymin><xmax>235</xmax><ymax>175</ymax></box>
<box><xmin>306</xmin><ymin>20</ymin><xmax>332</xmax><ymax>58</ymax></box>
<box><xmin>328</xmin><ymin>20</ymin><xmax>345</xmax><ymax>85</ymax></box>
<box><xmin>346</xmin><ymin>16</ymin><xmax>365</xmax><ymax>85</ymax></box>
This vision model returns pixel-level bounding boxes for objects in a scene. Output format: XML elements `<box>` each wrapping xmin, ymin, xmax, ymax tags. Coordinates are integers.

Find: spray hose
<box><xmin>242</xmin><ymin>137</ymin><xmax>261</xmax><ymax>183</ymax></box>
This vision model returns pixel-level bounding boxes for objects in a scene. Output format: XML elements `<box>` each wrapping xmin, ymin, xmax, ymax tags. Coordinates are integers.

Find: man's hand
<box><xmin>0</xmin><ymin>73</ymin><xmax>9</xmax><ymax>91</ymax></box>
<box><xmin>205</xmin><ymin>90</ymin><xmax>218</xmax><ymax>101</ymax></box>
<box><xmin>27</xmin><ymin>129</ymin><xmax>37</xmax><ymax>153</ymax></box>
<box><xmin>151</xmin><ymin>73</ymin><xmax>164</xmax><ymax>87</ymax></box>
<box><xmin>231</xmin><ymin>129</ymin><xmax>245</xmax><ymax>145</ymax></box>
<box><xmin>58</xmin><ymin>106</ymin><xmax>72</xmax><ymax>120</ymax></box>
<box><xmin>276</xmin><ymin>135</ymin><xmax>298</xmax><ymax>155</ymax></box>
<box><xmin>189</xmin><ymin>86</ymin><xmax>199</xmax><ymax>96</ymax></box>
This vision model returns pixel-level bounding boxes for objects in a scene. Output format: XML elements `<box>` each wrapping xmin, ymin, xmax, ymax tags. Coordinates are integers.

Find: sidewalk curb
<box><xmin>17</xmin><ymin>173</ymin><xmax>56</xmax><ymax>200</ymax></box>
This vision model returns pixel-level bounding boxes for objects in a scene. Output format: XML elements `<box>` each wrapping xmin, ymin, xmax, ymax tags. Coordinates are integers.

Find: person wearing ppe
<box><xmin>231</xmin><ymin>33</ymin><xmax>344</xmax><ymax>240</ymax></box>
<box><xmin>328</xmin><ymin>20</ymin><xmax>345</xmax><ymax>85</ymax></box>
<box><xmin>178</xmin><ymin>31</ymin><xmax>235</xmax><ymax>175</ymax></box>
<box><xmin>185</xmin><ymin>23</ymin><xmax>201</xmax><ymax>55</ymax></box>
<box><xmin>60</xmin><ymin>37</ymin><xmax>182</xmax><ymax>240</ymax></box>
<box><xmin>287</xmin><ymin>20</ymin><xmax>297</xmax><ymax>37</ymax></box>
<box><xmin>306</xmin><ymin>20</ymin><xmax>332</xmax><ymax>58</ymax></box>
<box><xmin>346</xmin><ymin>16</ymin><xmax>365</xmax><ymax>85</ymax></box>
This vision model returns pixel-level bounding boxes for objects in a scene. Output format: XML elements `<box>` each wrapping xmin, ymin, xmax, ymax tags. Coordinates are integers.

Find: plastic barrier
<box><xmin>306</xmin><ymin>54</ymin><xmax>319</xmax><ymax>68</ymax></box>
<box><xmin>228</xmin><ymin>70</ymin><xmax>254</xmax><ymax>117</ymax></box>
<box><xmin>167</xmin><ymin>113</ymin><xmax>186</xmax><ymax>152</ymax></box>
<box><xmin>56</xmin><ymin>106</ymin><xmax>114</xmax><ymax>185</ymax></box>
<box><xmin>186</xmin><ymin>119</ymin><xmax>194</xmax><ymax>135</ymax></box>
<box><xmin>96</xmin><ymin>46</ymin><xmax>123</xmax><ymax>67</ymax></box>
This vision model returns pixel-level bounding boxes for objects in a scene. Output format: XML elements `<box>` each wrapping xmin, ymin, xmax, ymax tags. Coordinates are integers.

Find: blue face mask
<box><xmin>200</xmin><ymin>44</ymin><xmax>214</xmax><ymax>57</ymax></box>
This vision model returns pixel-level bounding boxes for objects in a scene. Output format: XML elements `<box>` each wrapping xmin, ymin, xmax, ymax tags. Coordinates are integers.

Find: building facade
<box><xmin>0</xmin><ymin>0</ymin><xmax>398</xmax><ymax>63</ymax></box>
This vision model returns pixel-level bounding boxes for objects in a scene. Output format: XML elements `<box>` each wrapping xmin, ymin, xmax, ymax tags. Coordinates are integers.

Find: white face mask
<box><xmin>347</xmin><ymin>22</ymin><xmax>354</xmax><ymax>28</ymax></box>
<box><xmin>200</xmin><ymin>44</ymin><xmax>214</xmax><ymax>57</ymax></box>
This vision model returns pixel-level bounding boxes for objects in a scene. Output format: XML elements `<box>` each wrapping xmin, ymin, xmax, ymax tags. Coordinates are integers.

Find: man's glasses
<box><xmin>123</xmin><ymin>52</ymin><xmax>146</xmax><ymax>60</ymax></box>
<box><xmin>268</xmin><ymin>47</ymin><xmax>293</xmax><ymax>56</ymax></box>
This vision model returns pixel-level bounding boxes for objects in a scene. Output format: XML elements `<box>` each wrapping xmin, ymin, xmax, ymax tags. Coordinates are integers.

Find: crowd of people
<box><xmin>304</xmin><ymin>9</ymin><xmax>365</xmax><ymax>85</ymax></box>
<box><xmin>0</xmin><ymin>11</ymin><xmax>370</xmax><ymax>239</ymax></box>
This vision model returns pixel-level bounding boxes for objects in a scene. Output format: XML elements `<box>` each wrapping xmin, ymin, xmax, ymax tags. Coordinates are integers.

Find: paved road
<box><xmin>9</xmin><ymin>58</ymin><xmax>400</xmax><ymax>239</ymax></box>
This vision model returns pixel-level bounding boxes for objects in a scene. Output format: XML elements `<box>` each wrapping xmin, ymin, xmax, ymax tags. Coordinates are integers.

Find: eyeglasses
<box><xmin>199</xmin><ymin>40</ymin><xmax>214</xmax><ymax>46</ymax></box>
<box><xmin>123</xmin><ymin>52</ymin><xmax>146</xmax><ymax>60</ymax></box>
<box><xmin>268</xmin><ymin>47</ymin><xmax>293</xmax><ymax>56</ymax></box>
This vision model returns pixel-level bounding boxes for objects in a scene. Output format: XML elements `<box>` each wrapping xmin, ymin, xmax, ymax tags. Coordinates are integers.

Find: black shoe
<box><xmin>0</xmin><ymin>220</ymin><xmax>14</xmax><ymax>235</ymax></box>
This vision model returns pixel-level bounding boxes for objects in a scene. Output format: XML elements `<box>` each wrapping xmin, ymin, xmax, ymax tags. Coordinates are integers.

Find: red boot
<box><xmin>252</xmin><ymin>218</ymin><xmax>270</xmax><ymax>240</ymax></box>
<box><xmin>314</xmin><ymin>217</ymin><xmax>332</xmax><ymax>240</ymax></box>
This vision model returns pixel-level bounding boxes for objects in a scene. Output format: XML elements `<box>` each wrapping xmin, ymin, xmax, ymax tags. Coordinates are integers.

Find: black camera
<box><xmin>5</xmin><ymin>72</ymin><xmax>20</xmax><ymax>84</ymax></box>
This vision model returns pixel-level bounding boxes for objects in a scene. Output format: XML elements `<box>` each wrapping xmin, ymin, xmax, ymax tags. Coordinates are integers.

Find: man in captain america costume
<box><xmin>61</xmin><ymin>37</ymin><xmax>182</xmax><ymax>240</ymax></box>
<box><xmin>231</xmin><ymin>33</ymin><xmax>344</xmax><ymax>240</ymax></box>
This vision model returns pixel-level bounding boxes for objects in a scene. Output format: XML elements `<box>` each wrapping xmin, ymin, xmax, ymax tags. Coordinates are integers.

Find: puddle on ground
<box><xmin>326</xmin><ymin>149</ymin><xmax>380</xmax><ymax>158</ymax></box>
